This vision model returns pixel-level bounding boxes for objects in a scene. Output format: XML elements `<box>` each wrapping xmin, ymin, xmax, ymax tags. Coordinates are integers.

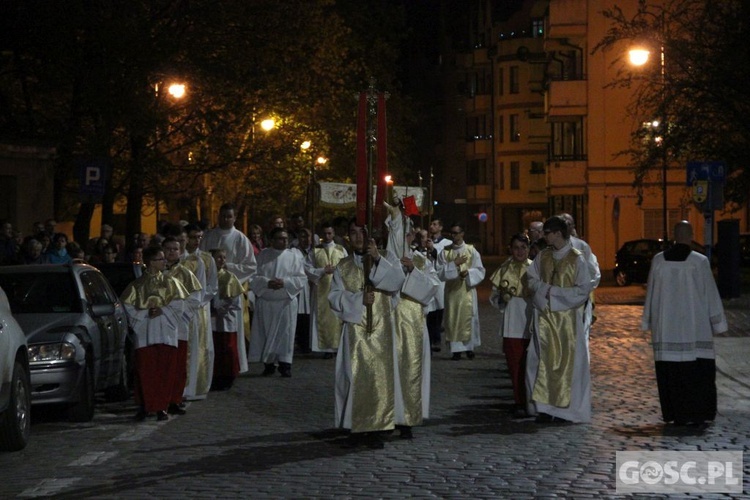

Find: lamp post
<box><xmin>629</xmin><ymin>44</ymin><xmax>669</xmax><ymax>244</ymax></box>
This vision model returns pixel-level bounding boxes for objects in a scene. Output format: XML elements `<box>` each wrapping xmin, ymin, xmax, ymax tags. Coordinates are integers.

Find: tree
<box><xmin>0</xmin><ymin>0</ymin><xmax>418</xmax><ymax>240</ymax></box>
<box><xmin>594</xmin><ymin>0</ymin><xmax>750</xmax><ymax>208</ymax></box>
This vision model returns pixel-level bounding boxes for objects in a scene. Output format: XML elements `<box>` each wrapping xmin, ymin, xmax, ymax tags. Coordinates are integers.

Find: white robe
<box><xmin>329</xmin><ymin>252</ymin><xmax>405</xmax><ymax>430</ymax></box>
<box><xmin>525</xmin><ymin>242</ymin><xmax>593</xmax><ymax>423</ymax></box>
<box><xmin>201</xmin><ymin>226</ymin><xmax>257</xmax><ymax>372</ymax></box>
<box><xmin>641</xmin><ymin>251</ymin><xmax>727</xmax><ymax>361</ymax></box>
<box><xmin>125</xmin><ymin>300</ymin><xmax>185</xmax><ymax>349</ymax></box>
<box><xmin>248</xmin><ymin>248</ymin><xmax>307</xmax><ymax>365</ymax></box>
<box><xmin>395</xmin><ymin>251</ymin><xmax>439</xmax><ymax>422</ymax></box>
<box><xmin>436</xmin><ymin>242</ymin><xmax>485</xmax><ymax>353</ymax></box>
<box><xmin>427</xmin><ymin>237</ymin><xmax>451</xmax><ymax>312</ymax></box>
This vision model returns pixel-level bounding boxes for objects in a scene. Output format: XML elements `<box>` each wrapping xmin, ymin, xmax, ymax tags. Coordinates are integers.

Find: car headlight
<box><xmin>28</xmin><ymin>342</ymin><xmax>77</xmax><ymax>362</ymax></box>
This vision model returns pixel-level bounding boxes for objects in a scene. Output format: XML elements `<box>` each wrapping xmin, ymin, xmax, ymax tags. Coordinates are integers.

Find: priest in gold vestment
<box><xmin>525</xmin><ymin>216</ymin><xmax>593</xmax><ymax>423</ymax></box>
<box><xmin>388</xmin><ymin>221</ymin><xmax>439</xmax><ymax>439</ymax></box>
<box><xmin>308</xmin><ymin>223</ymin><xmax>348</xmax><ymax>354</ymax></box>
<box><xmin>436</xmin><ymin>222</ymin><xmax>486</xmax><ymax>360</ymax></box>
<box><xmin>329</xmin><ymin>219</ymin><xmax>405</xmax><ymax>448</ymax></box>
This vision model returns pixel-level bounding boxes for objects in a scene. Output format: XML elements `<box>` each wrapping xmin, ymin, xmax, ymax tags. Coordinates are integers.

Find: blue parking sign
<box><xmin>686</xmin><ymin>161</ymin><xmax>726</xmax><ymax>185</ymax></box>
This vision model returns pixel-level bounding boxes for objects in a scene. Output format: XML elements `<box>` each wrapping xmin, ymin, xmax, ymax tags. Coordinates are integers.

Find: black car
<box><xmin>614</xmin><ymin>239</ymin><xmax>707</xmax><ymax>286</ymax></box>
<box><xmin>613</xmin><ymin>239</ymin><xmax>664</xmax><ymax>286</ymax></box>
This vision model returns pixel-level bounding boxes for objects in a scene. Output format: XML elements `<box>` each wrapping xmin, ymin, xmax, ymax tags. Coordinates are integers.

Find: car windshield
<box><xmin>0</xmin><ymin>272</ymin><xmax>82</xmax><ymax>314</ymax></box>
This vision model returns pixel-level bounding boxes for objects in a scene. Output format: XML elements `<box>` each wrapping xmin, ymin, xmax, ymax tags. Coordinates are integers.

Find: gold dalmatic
<box><xmin>338</xmin><ymin>256</ymin><xmax>395</xmax><ymax>432</ymax></box>
<box><xmin>395</xmin><ymin>253</ymin><xmax>426</xmax><ymax>426</ymax></box>
<box><xmin>532</xmin><ymin>248</ymin><xmax>582</xmax><ymax>408</ymax></box>
<box><xmin>443</xmin><ymin>244</ymin><xmax>476</xmax><ymax>343</ymax></box>
<box><xmin>313</xmin><ymin>245</ymin><xmax>346</xmax><ymax>349</ymax></box>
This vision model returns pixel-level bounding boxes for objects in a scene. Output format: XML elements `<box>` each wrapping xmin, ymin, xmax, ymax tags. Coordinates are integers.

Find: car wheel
<box><xmin>615</xmin><ymin>270</ymin><xmax>631</xmax><ymax>287</ymax></box>
<box><xmin>67</xmin><ymin>362</ymin><xmax>95</xmax><ymax>422</ymax></box>
<box><xmin>0</xmin><ymin>361</ymin><xmax>31</xmax><ymax>451</ymax></box>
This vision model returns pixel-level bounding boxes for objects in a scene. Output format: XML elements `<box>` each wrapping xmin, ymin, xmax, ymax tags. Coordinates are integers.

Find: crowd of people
<box><xmin>0</xmin><ymin>205</ymin><xmax>724</xmax><ymax>447</ymax></box>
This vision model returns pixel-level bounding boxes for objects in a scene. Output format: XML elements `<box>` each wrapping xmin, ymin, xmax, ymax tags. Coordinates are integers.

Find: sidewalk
<box><xmin>594</xmin><ymin>283</ymin><xmax>750</xmax><ymax>413</ymax></box>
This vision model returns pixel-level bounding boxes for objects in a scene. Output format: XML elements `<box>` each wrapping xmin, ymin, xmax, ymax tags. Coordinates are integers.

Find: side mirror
<box><xmin>91</xmin><ymin>303</ymin><xmax>115</xmax><ymax>317</ymax></box>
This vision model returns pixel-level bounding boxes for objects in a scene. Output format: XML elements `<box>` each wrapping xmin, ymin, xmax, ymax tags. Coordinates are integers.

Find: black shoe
<box><xmin>168</xmin><ymin>403</ymin><xmax>186</xmax><ymax>415</ymax></box>
<box><xmin>262</xmin><ymin>363</ymin><xmax>276</xmax><ymax>376</ymax></box>
<box><xmin>323</xmin><ymin>352</ymin><xmax>334</xmax><ymax>359</ymax></box>
<box><xmin>511</xmin><ymin>407</ymin><xmax>530</xmax><ymax>419</ymax></box>
<box><xmin>451</xmin><ymin>353</ymin><xmax>462</xmax><ymax>361</ymax></box>
<box><xmin>466</xmin><ymin>351</ymin><xmax>475</xmax><ymax>360</ymax></box>
<box><xmin>430</xmin><ymin>344</ymin><xmax>442</xmax><ymax>352</ymax></box>
<box><xmin>397</xmin><ymin>426</ymin><xmax>413</xmax><ymax>440</ymax></box>
<box><xmin>535</xmin><ymin>413</ymin><xmax>553</xmax><ymax>423</ymax></box>
<box><xmin>157</xmin><ymin>410</ymin><xmax>169</xmax><ymax>421</ymax></box>
<box><xmin>365</xmin><ymin>432</ymin><xmax>386</xmax><ymax>449</ymax></box>
<box><xmin>342</xmin><ymin>433</ymin><xmax>367</xmax><ymax>449</ymax></box>
<box><xmin>133</xmin><ymin>409</ymin><xmax>147</xmax><ymax>422</ymax></box>
<box><xmin>278</xmin><ymin>362</ymin><xmax>292</xmax><ymax>378</ymax></box>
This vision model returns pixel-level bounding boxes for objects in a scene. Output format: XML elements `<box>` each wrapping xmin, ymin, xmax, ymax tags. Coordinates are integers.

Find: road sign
<box><xmin>692</xmin><ymin>180</ymin><xmax>708</xmax><ymax>203</ymax></box>
<box><xmin>686</xmin><ymin>161</ymin><xmax>726</xmax><ymax>185</ymax></box>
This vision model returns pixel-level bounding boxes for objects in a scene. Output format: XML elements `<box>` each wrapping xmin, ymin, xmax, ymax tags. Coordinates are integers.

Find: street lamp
<box><xmin>628</xmin><ymin>43</ymin><xmax>669</xmax><ymax>244</ymax></box>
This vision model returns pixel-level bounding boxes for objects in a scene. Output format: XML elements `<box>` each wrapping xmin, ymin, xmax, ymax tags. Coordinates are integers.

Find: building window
<box><xmin>497</xmin><ymin>161</ymin><xmax>505</xmax><ymax>190</ymax></box>
<box><xmin>497</xmin><ymin>115</ymin><xmax>504</xmax><ymax>143</ymax></box>
<box><xmin>510</xmin><ymin>114</ymin><xmax>520</xmax><ymax>142</ymax></box>
<box><xmin>497</xmin><ymin>67</ymin><xmax>504</xmax><ymax>96</ymax></box>
<box><xmin>644</xmin><ymin>209</ymin><xmax>681</xmax><ymax>240</ymax></box>
<box><xmin>530</xmin><ymin>161</ymin><xmax>545</xmax><ymax>174</ymax></box>
<box><xmin>510</xmin><ymin>162</ymin><xmax>520</xmax><ymax>190</ymax></box>
<box><xmin>467</xmin><ymin>158</ymin><xmax>488</xmax><ymax>185</ymax></box>
<box><xmin>550</xmin><ymin>119</ymin><xmax>586</xmax><ymax>160</ymax></box>
<box><xmin>510</xmin><ymin>66</ymin><xmax>519</xmax><ymax>94</ymax></box>
<box><xmin>532</xmin><ymin>18</ymin><xmax>544</xmax><ymax>38</ymax></box>
<box><xmin>466</xmin><ymin>115</ymin><xmax>488</xmax><ymax>140</ymax></box>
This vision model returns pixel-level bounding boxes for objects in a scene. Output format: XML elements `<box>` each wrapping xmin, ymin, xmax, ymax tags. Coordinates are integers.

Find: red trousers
<box><xmin>134</xmin><ymin>344</ymin><xmax>178</xmax><ymax>413</ymax></box>
<box><xmin>503</xmin><ymin>337</ymin><xmax>530</xmax><ymax>407</ymax></box>
<box><xmin>212</xmin><ymin>331</ymin><xmax>240</xmax><ymax>379</ymax></box>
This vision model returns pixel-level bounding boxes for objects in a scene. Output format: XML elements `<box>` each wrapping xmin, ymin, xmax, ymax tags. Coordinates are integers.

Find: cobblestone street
<box><xmin>1</xmin><ymin>284</ymin><xmax>748</xmax><ymax>498</ymax></box>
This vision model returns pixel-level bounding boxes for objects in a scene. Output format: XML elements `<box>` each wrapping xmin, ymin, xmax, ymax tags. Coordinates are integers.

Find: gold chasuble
<box><xmin>443</xmin><ymin>244</ymin><xmax>476</xmax><ymax>343</ymax></box>
<box><xmin>532</xmin><ymin>248</ymin><xmax>582</xmax><ymax>408</ymax></box>
<box><xmin>313</xmin><ymin>245</ymin><xmax>346</xmax><ymax>350</ymax></box>
<box><xmin>395</xmin><ymin>253</ymin><xmax>427</xmax><ymax>426</ymax></box>
<box><xmin>338</xmin><ymin>255</ymin><xmax>395</xmax><ymax>432</ymax></box>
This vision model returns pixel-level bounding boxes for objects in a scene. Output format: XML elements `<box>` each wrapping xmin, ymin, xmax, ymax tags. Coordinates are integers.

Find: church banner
<box><xmin>318</xmin><ymin>182</ymin><xmax>426</xmax><ymax>210</ymax></box>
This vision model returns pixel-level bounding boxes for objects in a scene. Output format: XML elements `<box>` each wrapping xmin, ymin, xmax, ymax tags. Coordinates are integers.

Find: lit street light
<box><xmin>628</xmin><ymin>41</ymin><xmax>669</xmax><ymax>244</ymax></box>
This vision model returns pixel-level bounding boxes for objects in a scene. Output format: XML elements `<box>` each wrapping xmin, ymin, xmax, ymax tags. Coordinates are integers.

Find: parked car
<box><xmin>613</xmin><ymin>239</ymin><xmax>663</xmax><ymax>286</ymax></box>
<box><xmin>0</xmin><ymin>286</ymin><xmax>30</xmax><ymax>451</ymax></box>
<box><xmin>91</xmin><ymin>261</ymin><xmax>142</xmax><ymax>389</ymax></box>
<box><xmin>614</xmin><ymin>239</ymin><xmax>707</xmax><ymax>286</ymax></box>
<box><xmin>0</xmin><ymin>262</ymin><xmax>129</xmax><ymax>422</ymax></box>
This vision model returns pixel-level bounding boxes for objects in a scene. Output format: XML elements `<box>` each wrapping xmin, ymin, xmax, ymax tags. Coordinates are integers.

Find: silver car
<box><xmin>0</xmin><ymin>285</ymin><xmax>31</xmax><ymax>451</ymax></box>
<box><xmin>0</xmin><ymin>262</ymin><xmax>129</xmax><ymax>422</ymax></box>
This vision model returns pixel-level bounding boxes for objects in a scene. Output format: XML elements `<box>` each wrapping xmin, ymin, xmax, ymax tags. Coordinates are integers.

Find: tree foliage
<box><xmin>0</xmin><ymin>0</ymin><xmax>414</xmax><ymax>238</ymax></box>
<box><xmin>594</xmin><ymin>0</ymin><xmax>750</xmax><ymax>208</ymax></box>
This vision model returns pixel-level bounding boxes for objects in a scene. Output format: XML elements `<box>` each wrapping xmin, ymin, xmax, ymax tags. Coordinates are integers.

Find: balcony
<box><xmin>546</xmin><ymin>80</ymin><xmax>587</xmax><ymax>117</ymax></box>
<box><xmin>547</xmin><ymin>0</ymin><xmax>587</xmax><ymax>39</ymax></box>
